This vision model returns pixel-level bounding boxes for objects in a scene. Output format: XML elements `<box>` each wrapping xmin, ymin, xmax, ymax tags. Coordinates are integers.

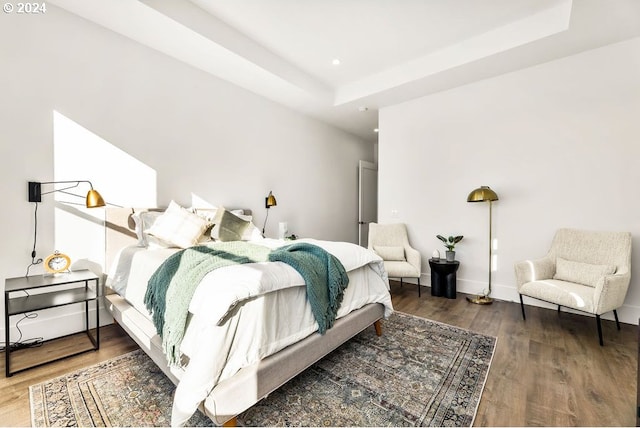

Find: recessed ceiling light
<box><xmin>358</xmin><ymin>106</ymin><xmax>368</xmax><ymax>112</ymax></box>
<box><xmin>332</xmin><ymin>59</ymin><xmax>341</xmax><ymax>66</ymax></box>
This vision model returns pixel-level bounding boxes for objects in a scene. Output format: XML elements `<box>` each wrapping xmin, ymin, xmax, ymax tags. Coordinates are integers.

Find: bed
<box><xmin>103</xmin><ymin>204</ymin><xmax>393</xmax><ymax>426</ymax></box>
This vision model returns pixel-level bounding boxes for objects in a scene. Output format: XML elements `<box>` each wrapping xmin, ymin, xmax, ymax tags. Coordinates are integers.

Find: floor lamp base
<box><xmin>466</xmin><ymin>295</ymin><xmax>494</xmax><ymax>305</ymax></box>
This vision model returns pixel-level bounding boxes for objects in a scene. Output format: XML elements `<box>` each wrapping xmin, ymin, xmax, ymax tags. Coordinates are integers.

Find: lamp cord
<box><xmin>0</xmin><ymin>312</ymin><xmax>43</xmax><ymax>352</ymax></box>
<box><xmin>262</xmin><ymin>208</ymin><xmax>270</xmax><ymax>236</ymax></box>
<box><xmin>25</xmin><ymin>202</ymin><xmax>43</xmax><ymax>277</ymax></box>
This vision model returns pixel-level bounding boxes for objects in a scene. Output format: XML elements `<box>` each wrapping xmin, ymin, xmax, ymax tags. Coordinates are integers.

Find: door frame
<box><xmin>358</xmin><ymin>160</ymin><xmax>378</xmax><ymax>247</ymax></box>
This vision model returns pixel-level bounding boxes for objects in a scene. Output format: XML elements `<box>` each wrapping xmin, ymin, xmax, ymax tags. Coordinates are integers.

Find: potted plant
<box><xmin>436</xmin><ymin>235</ymin><xmax>463</xmax><ymax>261</ymax></box>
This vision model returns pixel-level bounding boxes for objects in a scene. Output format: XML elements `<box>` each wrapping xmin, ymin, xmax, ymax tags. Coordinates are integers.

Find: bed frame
<box><xmin>103</xmin><ymin>207</ymin><xmax>385</xmax><ymax>426</ymax></box>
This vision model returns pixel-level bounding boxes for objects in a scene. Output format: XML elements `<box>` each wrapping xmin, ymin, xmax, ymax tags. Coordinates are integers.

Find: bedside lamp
<box><xmin>28</xmin><ymin>180</ymin><xmax>105</xmax><ymax>208</ymax></box>
<box><xmin>466</xmin><ymin>186</ymin><xmax>499</xmax><ymax>305</ymax></box>
<box><xmin>262</xmin><ymin>191</ymin><xmax>277</xmax><ymax>235</ymax></box>
<box><xmin>25</xmin><ymin>180</ymin><xmax>106</xmax><ymax>276</ymax></box>
<box><xmin>265</xmin><ymin>191</ymin><xmax>277</xmax><ymax>209</ymax></box>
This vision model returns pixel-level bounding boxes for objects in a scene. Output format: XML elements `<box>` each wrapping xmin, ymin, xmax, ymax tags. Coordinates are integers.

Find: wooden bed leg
<box><xmin>222</xmin><ymin>416</ymin><xmax>237</xmax><ymax>427</ymax></box>
<box><xmin>374</xmin><ymin>320</ymin><xmax>382</xmax><ymax>337</ymax></box>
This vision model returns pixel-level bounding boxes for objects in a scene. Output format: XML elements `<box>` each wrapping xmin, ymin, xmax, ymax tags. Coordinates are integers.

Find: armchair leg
<box><xmin>519</xmin><ymin>294</ymin><xmax>526</xmax><ymax>320</ymax></box>
<box><xmin>400</xmin><ymin>278</ymin><xmax>403</xmax><ymax>288</ymax></box>
<box><xmin>596</xmin><ymin>315</ymin><xmax>604</xmax><ymax>346</ymax></box>
<box><xmin>558</xmin><ymin>305</ymin><xmax>562</xmax><ymax>313</ymax></box>
<box><xmin>613</xmin><ymin>310</ymin><xmax>621</xmax><ymax>330</ymax></box>
<box><xmin>417</xmin><ymin>277</ymin><xmax>421</xmax><ymax>297</ymax></box>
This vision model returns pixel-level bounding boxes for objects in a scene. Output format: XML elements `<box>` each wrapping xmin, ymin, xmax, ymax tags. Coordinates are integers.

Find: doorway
<box><xmin>358</xmin><ymin>160</ymin><xmax>378</xmax><ymax>247</ymax></box>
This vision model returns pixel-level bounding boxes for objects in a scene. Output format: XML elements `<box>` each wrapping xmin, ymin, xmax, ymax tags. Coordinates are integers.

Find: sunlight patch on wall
<box><xmin>52</xmin><ymin>110</ymin><xmax>157</xmax><ymax>272</ymax></box>
<box><xmin>491</xmin><ymin>238</ymin><xmax>498</xmax><ymax>272</ymax></box>
<box><xmin>191</xmin><ymin>193</ymin><xmax>217</xmax><ymax>209</ymax></box>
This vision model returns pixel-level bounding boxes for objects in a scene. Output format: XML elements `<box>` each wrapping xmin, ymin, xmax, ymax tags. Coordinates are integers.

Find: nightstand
<box><xmin>4</xmin><ymin>269</ymin><xmax>100</xmax><ymax>377</ymax></box>
<box><xmin>428</xmin><ymin>259</ymin><xmax>460</xmax><ymax>299</ymax></box>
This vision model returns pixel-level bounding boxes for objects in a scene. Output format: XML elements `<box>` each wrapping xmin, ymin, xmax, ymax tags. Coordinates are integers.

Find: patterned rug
<box><xmin>30</xmin><ymin>312</ymin><xmax>496</xmax><ymax>427</ymax></box>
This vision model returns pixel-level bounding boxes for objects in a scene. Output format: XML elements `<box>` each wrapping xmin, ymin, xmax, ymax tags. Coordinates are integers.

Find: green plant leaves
<box><xmin>435</xmin><ymin>234</ymin><xmax>463</xmax><ymax>251</ymax></box>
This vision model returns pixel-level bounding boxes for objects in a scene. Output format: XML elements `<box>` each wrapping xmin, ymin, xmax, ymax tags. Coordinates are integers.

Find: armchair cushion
<box><xmin>520</xmin><ymin>279</ymin><xmax>596</xmax><ymax>313</ymax></box>
<box><xmin>374</xmin><ymin>245</ymin><xmax>405</xmax><ymax>261</ymax></box>
<box><xmin>553</xmin><ymin>257</ymin><xmax>616</xmax><ymax>288</ymax></box>
<box><xmin>384</xmin><ymin>261</ymin><xmax>420</xmax><ymax>278</ymax></box>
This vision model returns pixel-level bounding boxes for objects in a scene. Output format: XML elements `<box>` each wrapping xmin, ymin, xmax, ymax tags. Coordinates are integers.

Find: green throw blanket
<box><xmin>268</xmin><ymin>242</ymin><xmax>349</xmax><ymax>334</ymax></box>
<box><xmin>144</xmin><ymin>241</ymin><xmax>271</xmax><ymax>365</ymax></box>
<box><xmin>144</xmin><ymin>241</ymin><xmax>349</xmax><ymax>366</ymax></box>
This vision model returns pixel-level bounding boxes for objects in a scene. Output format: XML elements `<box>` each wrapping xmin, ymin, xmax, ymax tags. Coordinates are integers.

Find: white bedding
<box><xmin>107</xmin><ymin>238</ymin><xmax>393</xmax><ymax>425</ymax></box>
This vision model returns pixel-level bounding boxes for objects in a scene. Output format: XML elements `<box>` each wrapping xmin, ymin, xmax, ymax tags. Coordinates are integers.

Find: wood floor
<box><xmin>390</xmin><ymin>281</ymin><xmax>637</xmax><ymax>426</ymax></box>
<box><xmin>1</xmin><ymin>281</ymin><xmax>636</xmax><ymax>426</ymax></box>
<box><xmin>0</xmin><ymin>324</ymin><xmax>139</xmax><ymax>427</ymax></box>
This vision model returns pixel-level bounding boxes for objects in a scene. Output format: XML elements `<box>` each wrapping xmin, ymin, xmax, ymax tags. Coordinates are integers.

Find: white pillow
<box><xmin>374</xmin><ymin>245</ymin><xmax>406</xmax><ymax>261</ymax></box>
<box><xmin>241</xmin><ymin>222</ymin><xmax>264</xmax><ymax>241</ymax></box>
<box><xmin>131</xmin><ymin>210</ymin><xmax>164</xmax><ymax>247</ymax></box>
<box><xmin>191</xmin><ymin>207</ymin><xmax>218</xmax><ymax>223</ymax></box>
<box><xmin>553</xmin><ymin>257</ymin><xmax>616</xmax><ymax>287</ymax></box>
<box><xmin>147</xmin><ymin>201</ymin><xmax>211</xmax><ymax>248</ymax></box>
<box><xmin>230</xmin><ymin>209</ymin><xmax>251</xmax><ymax>219</ymax></box>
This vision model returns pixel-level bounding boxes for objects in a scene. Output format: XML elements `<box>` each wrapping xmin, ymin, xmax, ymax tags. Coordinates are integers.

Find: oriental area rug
<box><xmin>30</xmin><ymin>312</ymin><xmax>496</xmax><ymax>427</ymax></box>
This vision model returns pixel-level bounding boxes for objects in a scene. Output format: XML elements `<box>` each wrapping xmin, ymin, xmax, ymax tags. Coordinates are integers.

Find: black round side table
<box><xmin>428</xmin><ymin>259</ymin><xmax>460</xmax><ymax>299</ymax></box>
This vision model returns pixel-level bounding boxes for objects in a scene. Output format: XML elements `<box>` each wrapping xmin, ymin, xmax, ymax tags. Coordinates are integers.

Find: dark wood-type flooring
<box><xmin>1</xmin><ymin>281</ymin><xmax>636</xmax><ymax>426</ymax></box>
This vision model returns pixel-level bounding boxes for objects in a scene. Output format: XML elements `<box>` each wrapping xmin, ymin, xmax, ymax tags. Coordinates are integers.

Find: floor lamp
<box><xmin>466</xmin><ymin>186</ymin><xmax>499</xmax><ymax>305</ymax></box>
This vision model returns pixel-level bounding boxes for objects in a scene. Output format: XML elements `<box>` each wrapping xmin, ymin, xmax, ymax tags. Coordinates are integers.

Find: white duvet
<box><xmin>108</xmin><ymin>238</ymin><xmax>393</xmax><ymax>426</ymax></box>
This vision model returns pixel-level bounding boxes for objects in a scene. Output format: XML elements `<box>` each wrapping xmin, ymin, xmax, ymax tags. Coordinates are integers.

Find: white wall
<box><xmin>0</xmin><ymin>6</ymin><xmax>372</xmax><ymax>340</ymax></box>
<box><xmin>379</xmin><ymin>37</ymin><xmax>640</xmax><ymax>324</ymax></box>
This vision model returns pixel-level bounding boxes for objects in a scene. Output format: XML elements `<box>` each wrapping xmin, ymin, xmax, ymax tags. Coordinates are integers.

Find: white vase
<box><xmin>278</xmin><ymin>222</ymin><xmax>288</xmax><ymax>239</ymax></box>
<box><xmin>432</xmin><ymin>249</ymin><xmax>440</xmax><ymax>259</ymax></box>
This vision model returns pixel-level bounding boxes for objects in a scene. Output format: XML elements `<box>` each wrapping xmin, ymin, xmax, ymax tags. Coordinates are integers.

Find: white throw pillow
<box><xmin>131</xmin><ymin>210</ymin><xmax>164</xmax><ymax>247</ymax></box>
<box><xmin>374</xmin><ymin>245</ymin><xmax>406</xmax><ymax>261</ymax></box>
<box><xmin>191</xmin><ymin>207</ymin><xmax>218</xmax><ymax>223</ymax></box>
<box><xmin>147</xmin><ymin>200</ymin><xmax>211</xmax><ymax>248</ymax></box>
<box><xmin>553</xmin><ymin>257</ymin><xmax>616</xmax><ymax>287</ymax></box>
<box><xmin>241</xmin><ymin>222</ymin><xmax>264</xmax><ymax>241</ymax></box>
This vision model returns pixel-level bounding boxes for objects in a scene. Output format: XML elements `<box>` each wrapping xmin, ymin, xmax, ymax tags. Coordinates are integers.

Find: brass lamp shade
<box><xmin>265</xmin><ymin>191</ymin><xmax>277</xmax><ymax>208</ymax></box>
<box><xmin>467</xmin><ymin>186</ymin><xmax>499</xmax><ymax>203</ymax></box>
<box><xmin>86</xmin><ymin>189</ymin><xmax>106</xmax><ymax>208</ymax></box>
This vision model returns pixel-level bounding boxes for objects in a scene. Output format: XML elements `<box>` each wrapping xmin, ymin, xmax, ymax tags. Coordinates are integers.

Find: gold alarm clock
<box><xmin>44</xmin><ymin>251</ymin><xmax>71</xmax><ymax>274</ymax></box>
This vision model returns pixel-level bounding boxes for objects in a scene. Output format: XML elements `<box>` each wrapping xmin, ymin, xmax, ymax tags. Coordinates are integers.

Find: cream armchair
<box><xmin>368</xmin><ymin>223</ymin><xmax>422</xmax><ymax>296</ymax></box>
<box><xmin>515</xmin><ymin>228</ymin><xmax>632</xmax><ymax>345</ymax></box>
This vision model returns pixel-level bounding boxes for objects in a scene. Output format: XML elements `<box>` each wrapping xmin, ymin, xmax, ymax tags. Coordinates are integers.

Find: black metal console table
<box><xmin>4</xmin><ymin>269</ymin><xmax>100</xmax><ymax>377</ymax></box>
